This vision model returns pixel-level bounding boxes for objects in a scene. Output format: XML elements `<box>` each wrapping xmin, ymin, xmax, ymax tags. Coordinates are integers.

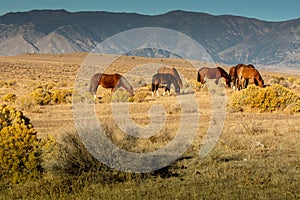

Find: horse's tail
<box><xmin>89</xmin><ymin>73</ymin><xmax>101</xmax><ymax>95</ymax></box>
<box><xmin>197</xmin><ymin>70</ymin><xmax>201</xmax><ymax>82</ymax></box>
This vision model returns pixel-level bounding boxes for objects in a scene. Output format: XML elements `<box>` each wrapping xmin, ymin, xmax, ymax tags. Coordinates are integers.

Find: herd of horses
<box><xmin>88</xmin><ymin>63</ymin><xmax>264</xmax><ymax>99</ymax></box>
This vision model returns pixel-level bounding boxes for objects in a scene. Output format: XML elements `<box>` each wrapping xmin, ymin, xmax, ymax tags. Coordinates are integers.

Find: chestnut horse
<box><xmin>89</xmin><ymin>73</ymin><xmax>134</xmax><ymax>99</ymax></box>
<box><xmin>151</xmin><ymin>73</ymin><xmax>180</xmax><ymax>97</ymax></box>
<box><xmin>157</xmin><ymin>67</ymin><xmax>183</xmax><ymax>88</ymax></box>
<box><xmin>236</xmin><ymin>65</ymin><xmax>264</xmax><ymax>90</ymax></box>
<box><xmin>197</xmin><ymin>67</ymin><xmax>230</xmax><ymax>87</ymax></box>
<box><xmin>229</xmin><ymin>64</ymin><xmax>255</xmax><ymax>89</ymax></box>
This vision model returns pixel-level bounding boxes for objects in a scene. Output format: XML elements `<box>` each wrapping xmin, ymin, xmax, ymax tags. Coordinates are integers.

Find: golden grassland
<box><xmin>0</xmin><ymin>53</ymin><xmax>299</xmax><ymax>199</ymax></box>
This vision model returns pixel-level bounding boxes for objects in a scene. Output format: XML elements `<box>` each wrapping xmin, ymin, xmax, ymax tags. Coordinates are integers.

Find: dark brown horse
<box><xmin>89</xmin><ymin>73</ymin><xmax>134</xmax><ymax>99</ymax></box>
<box><xmin>197</xmin><ymin>67</ymin><xmax>230</xmax><ymax>87</ymax></box>
<box><xmin>236</xmin><ymin>65</ymin><xmax>264</xmax><ymax>90</ymax></box>
<box><xmin>151</xmin><ymin>73</ymin><xmax>180</xmax><ymax>97</ymax></box>
<box><xmin>229</xmin><ymin>64</ymin><xmax>255</xmax><ymax>89</ymax></box>
<box><xmin>157</xmin><ymin>67</ymin><xmax>183</xmax><ymax>88</ymax></box>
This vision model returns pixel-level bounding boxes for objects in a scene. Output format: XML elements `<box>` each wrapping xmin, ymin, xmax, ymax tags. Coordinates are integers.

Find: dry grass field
<box><xmin>0</xmin><ymin>53</ymin><xmax>299</xmax><ymax>199</ymax></box>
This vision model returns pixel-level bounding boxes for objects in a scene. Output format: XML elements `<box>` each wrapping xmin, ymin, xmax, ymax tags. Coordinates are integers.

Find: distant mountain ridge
<box><xmin>0</xmin><ymin>9</ymin><xmax>299</xmax><ymax>69</ymax></box>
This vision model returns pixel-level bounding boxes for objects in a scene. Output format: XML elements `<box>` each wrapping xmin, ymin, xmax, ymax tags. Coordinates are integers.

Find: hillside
<box><xmin>0</xmin><ymin>9</ymin><xmax>299</xmax><ymax>69</ymax></box>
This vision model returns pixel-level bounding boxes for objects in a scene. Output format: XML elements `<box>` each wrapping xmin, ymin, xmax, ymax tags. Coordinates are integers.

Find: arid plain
<box><xmin>0</xmin><ymin>53</ymin><xmax>299</xmax><ymax>199</ymax></box>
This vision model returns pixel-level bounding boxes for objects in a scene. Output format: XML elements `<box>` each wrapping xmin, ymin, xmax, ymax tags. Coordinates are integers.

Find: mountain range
<box><xmin>0</xmin><ymin>9</ymin><xmax>299</xmax><ymax>69</ymax></box>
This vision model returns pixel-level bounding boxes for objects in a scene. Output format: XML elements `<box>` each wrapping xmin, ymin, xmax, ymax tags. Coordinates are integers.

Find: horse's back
<box><xmin>158</xmin><ymin>67</ymin><xmax>182</xmax><ymax>87</ymax></box>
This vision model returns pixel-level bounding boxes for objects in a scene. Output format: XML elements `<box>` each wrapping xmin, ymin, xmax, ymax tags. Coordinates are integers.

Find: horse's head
<box><xmin>128</xmin><ymin>85</ymin><xmax>134</xmax><ymax>96</ymax></box>
<box><xmin>225</xmin><ymin>76</ymin><xmax>231</xmax><ymax>87</ymax></box>
<box><xmin>120</xmin><ymin>77</ymin><xmax>134</xmax><ymax>96</ymax></box>
<box><xmin>174</xmin><ymin>81</ymin><xmax>181</xmax><ymax>94</ymax></box>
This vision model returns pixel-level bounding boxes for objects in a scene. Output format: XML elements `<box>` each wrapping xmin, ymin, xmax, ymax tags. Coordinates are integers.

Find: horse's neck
<box><xmin>120</xmin><ymin>78</ymin><xmax>131</xmax><ymax>91</ymax></box>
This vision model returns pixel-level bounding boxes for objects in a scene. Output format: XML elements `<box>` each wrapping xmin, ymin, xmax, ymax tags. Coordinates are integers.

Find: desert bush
<box><xmin>17</xmin><ymin>83</ymin><xmax>73</xmax><ymax>108</ymax></box>
<box><xmin>295</xmin><ymin>78</ymin><xmax>300</xmax><ymax>85</ymax></box>
<box><xmin>270</xmin><ymin>75</ymin><xmax>284</xmax><ymax>84</ymax></box>
<box><xmin>7</xmin><ymin>80</ymin><xmax>17</xmax><ymax>87</ymax></box>
<box><xmin>230</xmin><ymin>84</ymin><xmax>300</xmax><ymax>112</ymax></box>
<box><xmin>0</xmin><ymin>80</ymin><xmax>17</xmax><ymax>88</ymax></box>
<box><xmin>288</xmin><ymin>77</ymin><xmax>296</xmax><ymax>84</ymax></box>
<box><xmin>189</xmin><ymin>80</ymin><xmax>202</xmax><ymax>91</ymax></box>
<box><xmin>16</xmin><ymin>95</ymin><xmax>36</xmax><ymax>111</ymax></box>
<box><xmin>111</xmin><ymin>90</ymin><xmax>131</xmax><ymax>102</ymax></box>
<box><xmin>0</xmin><ymin>80</ymin><xmax>7</xmax><ymax>88</ymax></box>
<box><xmin>131</xmin><ymin>91</ymin><xmax>148</xmax><ymax>102</ymax></box>
<box><xmin>41</xmin><ymin>132</ymin><xmax>100</xmax><ymax>175</ymax></box>
<box><xmin>0</xmin><ymin>104</ymin><xmax>42</xmax><ymax>183</ymax></box>
<box><xmin>30</xmin><ymin>87</ymin><xmax>51</xmax><ymax>105</ymax></box>
<box><xmin>1</xmin><ymin>93</ymin><xmax>17</xmax><ymax>103</ymax></box>
<box><xmin>41</xmin><ymin>130</ymin><xmax>143</xmax><ymax>183</ymax></box>
<box><xmin>50</xmin><ymin>89</ymin><xmax>72</xmax><ymax>104</ymax></box>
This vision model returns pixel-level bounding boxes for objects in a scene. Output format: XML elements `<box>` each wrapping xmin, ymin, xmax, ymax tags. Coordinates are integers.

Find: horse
<box><xmin>157</xmin><ymin>67</ymin><xmax>183</xmax><ymax>88</ymax></box>
<box><xmin>89</xmin><ymin>73</ymin><xmax>134</xmax><ymax>99</ymax></box>
<box><xmin>151</xmin><ymin>73</ymin><xmax>180</xmax><ymax>97</ymax></box>
<box><xmin>197</xmin><ymin>67</ymin><xmax>230</xmax><ymax>87</ymax></box>
<box><xmin>236</xmin><ymin>65</ymin><xmax>264</xmax><ymax>90</ymax></box>
<box><xmin>229</xmin><ymin>64</ymin><xmax>255</xmax><ymax>90</ymax></box>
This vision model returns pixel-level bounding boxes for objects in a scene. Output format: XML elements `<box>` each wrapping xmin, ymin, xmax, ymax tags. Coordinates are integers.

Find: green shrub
<box><xmin>230</xmin><ymin>84</ymin><xmax>300</xmax><ymax>112</ymax></box>
<box><xmin>0</xmin><ymin>105</ymin><xmax>42</xmax><ymax>183</ymax></box>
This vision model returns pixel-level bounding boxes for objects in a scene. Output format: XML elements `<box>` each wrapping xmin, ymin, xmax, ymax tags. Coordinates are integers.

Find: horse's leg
<box><xmin>151</xmin><ymin>83</ymin><xmax>155</xmax><ymax>97</ymax></box>
<box><xmin>237</xmin><ymin>78</ymin><xmax>242</xmax><ymax>90</ymax></box>
<box><xmin>156</xmin><ymin>84</ymin><xmax>160</xmax><ymax>96</ymax></box>
<box><xmin>215</xmin><ymin>78</ymin><xmax>219</xmax><ymax>85</ymax></box>
<box><xmin>242</xmin><ymin>78</ymin><xmax>248</xmax><ymax>89</ymax></box>
<box><xmin>166</xmin><ymin>85</ymin><xmax>170</xmax><ymax>96</ymax></box>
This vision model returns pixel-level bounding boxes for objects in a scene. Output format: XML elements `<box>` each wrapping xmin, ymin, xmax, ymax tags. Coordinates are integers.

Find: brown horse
<box><xmin>236</xmin><ymin>65</ymin><xmax>264</xmax><ymax>90</ymax></box>
<box><xmin>152</xmin><ymin>73</ymin><xmax>180</xmax><ymax>97</ymax></box>
<box><xmin>89</xmin><ymin>73</ymin><xmax>134</xmax><ymax>99</ymax></box>
<box><xmin>229</xmin><ymin>64</ymin><xmax>255</xmax><ymax>90</ymax></box>
<box><xmin>197</xmin><ymin>67</ymin><xmax>230</xmax><ymax>87</ymax></box>
<box><xmin>157</xmin><ymin>67</ymin><xmax>183</xmax><ymax>88</ymax></box>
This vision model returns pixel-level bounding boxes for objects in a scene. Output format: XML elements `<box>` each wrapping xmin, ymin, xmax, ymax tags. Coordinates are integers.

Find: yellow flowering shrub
<box><xmin>50</xmin><ymin>89</ymin><xmax>72</xmax><ymax>104</ymax></box>
<box><xmin>0</xmin><ymin>105</ymin><xmax>42</xmax><ymax>183</ymax></box>
<box><xmin>1</xmin><ymin>93</ymin><xmax>17</xmax><ymax>103</ymax></box>
<box><xmin>18</xmin><ymin>83</ymin><xmax>73</xmax><ymax>108</ymax></box>
<box><xmin>230</xmin><ymin>84</ymin><xmax>300</xmax><ymax>112</ymax></box>
<box><xmin>30</xmin><ymin>87</ymin><xmax>51</xmax><ymax>105</ymax></box>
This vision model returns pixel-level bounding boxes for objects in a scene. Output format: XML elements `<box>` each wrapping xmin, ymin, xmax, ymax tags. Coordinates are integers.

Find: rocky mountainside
<box><xmin>0</xmin><ymin>9</ymin><xmax>299</xmax><ymax>68</ymax></box>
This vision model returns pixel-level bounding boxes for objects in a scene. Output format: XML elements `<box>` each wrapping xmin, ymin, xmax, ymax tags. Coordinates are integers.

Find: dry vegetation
<box><xmin>0</xmin><ymin>53</ymin><xmax>299</xmax><ymax>199</ymax></box>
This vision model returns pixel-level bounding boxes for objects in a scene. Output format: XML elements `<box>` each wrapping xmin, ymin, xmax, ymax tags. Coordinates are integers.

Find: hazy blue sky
<box><xmin>0</xmin><ymin>0</ymin><xmax>299</xmax><ymax>22</ymax></box>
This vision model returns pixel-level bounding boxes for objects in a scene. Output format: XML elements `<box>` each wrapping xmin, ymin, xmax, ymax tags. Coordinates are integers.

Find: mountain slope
<box><xmin>0</xmin><ymin>9</ymin><xmax>299</xmax><ymax>68</ymax></box>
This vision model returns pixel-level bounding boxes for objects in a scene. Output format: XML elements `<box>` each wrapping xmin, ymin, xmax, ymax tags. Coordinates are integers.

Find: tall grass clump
<box><xmin>230</xmin><ymin>84</ymin><xmax>300</xmax><ymax>112</ymax></box>
<box><xmin>0</xmin><ymin>104</ymin><xmax>42</xmax><ymax>183</ymax></box>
